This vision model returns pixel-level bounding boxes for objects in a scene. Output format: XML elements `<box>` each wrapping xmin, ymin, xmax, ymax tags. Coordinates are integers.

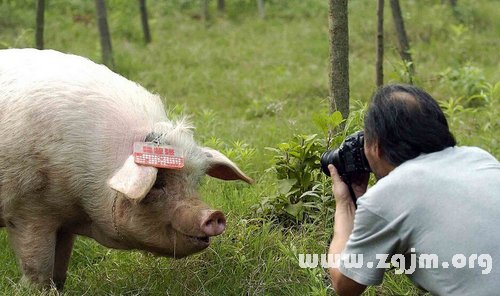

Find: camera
<box><xmin>320</xmin><ymin>131</ymin><xmax>371</xmax><ymax>183</ymax></box>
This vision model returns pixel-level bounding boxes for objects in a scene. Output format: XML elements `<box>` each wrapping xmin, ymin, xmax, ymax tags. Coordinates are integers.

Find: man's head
<box><xmin>363</xmin><ymin>84</ymin><xmax>456</xmax><ymax>178</ymax></box>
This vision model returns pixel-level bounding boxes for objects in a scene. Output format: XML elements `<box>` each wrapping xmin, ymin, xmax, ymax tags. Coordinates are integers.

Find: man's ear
<box><xmin>374</xmin><ymin>141</ymin><xmax>384</xmax><ymax>159</ymax></box>
<box><xmin>108</xmin><ymin>155</ymin><xmax>158</xmax><ymax>202</ymax></box>
<box><xmin>366</xmin><ymin>138</ymin><xmax>383</xmax><ymax>160</ymax></box>
<box><xmin>202</xmin><ymin>147</ymin><xmax>254</xmax><ymax>184</ymax></box>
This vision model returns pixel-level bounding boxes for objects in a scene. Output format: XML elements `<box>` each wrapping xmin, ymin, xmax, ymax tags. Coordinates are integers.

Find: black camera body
<box><xmin>320</xmin><ymin>131</ymin><xmax>371</xmax><ymax>183</ymax></box>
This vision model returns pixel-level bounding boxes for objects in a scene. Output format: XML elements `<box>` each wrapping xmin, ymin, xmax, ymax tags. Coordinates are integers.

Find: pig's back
<box><xmin>0</xmin><ymin>49</ymin><xmax>167</xmax><ymax>206</ymax></box>
<box><xmin>0</xmin><ymin>48</ymin><xmax>167</xmax><ymax>123</ymax></box>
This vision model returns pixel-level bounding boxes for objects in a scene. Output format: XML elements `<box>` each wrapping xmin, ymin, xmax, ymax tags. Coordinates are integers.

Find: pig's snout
<box><xmin>200</xmin><ymin>210</ymin><xmax>226</xmax><ymax>237</ymax></box>
<box><xmin>170</xmin><ymin>201</ymin><xmax>227</xmax><ymax>240</ymax></box>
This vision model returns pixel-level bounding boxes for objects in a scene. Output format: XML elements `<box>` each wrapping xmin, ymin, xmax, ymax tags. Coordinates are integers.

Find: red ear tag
<box><xmin>133</xmin><ymin>142</ymin><xmax>185</xmax><ymax>169</ymax></box>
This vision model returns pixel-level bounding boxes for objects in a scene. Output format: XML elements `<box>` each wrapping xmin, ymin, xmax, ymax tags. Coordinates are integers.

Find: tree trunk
<box><xmin>376</xmin><ymin>0</ymin><xmax>384</xmax><ymax>87</ymax></box>
<box><xmin>139</xmin><ymin>0</ymin><xmax>151</xmax><ymax>43</ymax></box>
<box><xmin>201</xmin><ymin>0</ymin><xmax>209</xmax><ymax>22</ymax></box>
<box><xmin>389</xmin><ymin>0</ymin><xmax>414</xmax><ymax>83</ymax></box>
<box><xmin>95</xmin><ymin>0</ymin><xmax>114</xmax><ymax>68</ymax></box>
<box><xmin>217</xmin><ymin>0</ymin><xmax>225</xmax><ymax>12</ymax></box>
<box><xmin>328</xmin><ymin>0</ymin><xmax>350</xmax><ymax>123</ymax></box>
<box><xmin>448</xmin><ymin>0</ymin><xmax>461</xmax><ymax>20</ymax></box>
<box><xmin>35</xmin><ymin>0</ymin><xmax>45</xmax><ymax>50</ymax></box>
<box><xmin>256</xmin><ymin>0</ymin><xmax>265</xmax><ymax>19</ymax></box>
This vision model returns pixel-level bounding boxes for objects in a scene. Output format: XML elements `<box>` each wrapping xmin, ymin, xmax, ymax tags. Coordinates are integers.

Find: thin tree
<box><xmin>201</xmin><ymin>0</ymin><xmax>209</xmax><ymax>22</ymax></box>
<box><xmin>328</xmin><ymin>0</ymin><xmax>350</xmax><ymax>123</ymax></box>
<box><xmin>139</xmin><ymin>0</ymin><xmax>151</xmax><ymax>43</ymax></box>
<box><xmin>256</xmin><ymin>0</ymin><xmax>265</xmax><ymax>19</ymax></box>
<box><xmin>35</xmin><ymin>0</ymin><xmax>45</xmax><ymax>49</ymax></box>
<box><xmin>441</xmin><ymin>0</ymin><xmax>458</xmax><ymax>5</ymax></box>
<box><xmin>389</xmin><ymin>0</ymin><xmax>414</xmax><ymax>83</ymax></box>
<box><xmin>376</xmin><ymin>0</ymin><xmax>384</xmax><ymax>87</ymax></box>
<box><xmin>217</xmin><ymin>0</ymin><xmax>225</xmax><ymax>13</ymax></box>
<box><xmin>448</xmin><ymin>0</ymin><xmax>461</xmax><ymax>20</ymax></box>
<box><xmin>442</xmin><ymin>0</ymin><xmax>459</xmax><ymax>17</ymax></box>
<box><xmin>95</xmin><ymin>0</ymin><xmax>114</xmax><ymax>68</ymax></box>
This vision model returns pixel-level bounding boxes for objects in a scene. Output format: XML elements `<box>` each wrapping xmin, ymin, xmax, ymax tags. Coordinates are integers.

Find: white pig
<box><xmin>0</xmin><ymin>48</ymin><xmax>253</xmax><ymax>290</ymax></box>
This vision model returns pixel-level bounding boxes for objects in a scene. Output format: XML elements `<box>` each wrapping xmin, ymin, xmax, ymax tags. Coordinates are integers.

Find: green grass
<box><xmin>0</xmin><ymin>0</ymin><xmax>498</xmax><ymax>295</ymax></box>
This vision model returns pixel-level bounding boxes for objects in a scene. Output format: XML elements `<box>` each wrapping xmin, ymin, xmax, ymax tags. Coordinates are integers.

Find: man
<box><xmin>328</xmin><ymin>84</ymin><xmax>500</xmax><ymax>295</ymax></box>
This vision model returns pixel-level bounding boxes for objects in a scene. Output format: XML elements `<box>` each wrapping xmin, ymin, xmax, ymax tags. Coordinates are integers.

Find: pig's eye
<box><xmin>153</xmin><ymin>177</ymin><xmax>166</xmax><ymax>189</ymax></box>
<box><xmin>153</xmin><ymin>170</ymin><xmax>168</xmax><ymax>189</ymax></box>
<box><xmin>141</xmin><ymin>188</ymin><xmax>164</xmax><ymax>204</ymax></box>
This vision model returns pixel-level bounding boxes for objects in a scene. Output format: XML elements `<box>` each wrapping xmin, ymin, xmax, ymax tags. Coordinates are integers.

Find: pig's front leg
<box><xmin>53</xmin><ymin>231</ymin><xmax>75</xmax><ymax>290</ymax></box>
<box><xmin>7</xmin><ymin>219</ymin><xmax>57</xmax><ymax>288</ymax></box>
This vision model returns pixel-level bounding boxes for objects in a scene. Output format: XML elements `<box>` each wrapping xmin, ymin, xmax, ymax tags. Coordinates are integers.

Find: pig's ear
<box><xmin>202</xmin><ymin>147</ymin><xmax>254</xmax><ymax>184</ymax></box>
<box><xmin>108</xmin><ymin>155</ymin><xmax>158</xmax><ymax>202</ymax></box>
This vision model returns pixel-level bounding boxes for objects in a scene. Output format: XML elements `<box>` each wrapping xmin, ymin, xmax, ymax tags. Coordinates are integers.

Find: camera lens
<box><xmin>320</xmin><ymin>149</ymin><xmax>341</xmax><ymax>176</ymax></box>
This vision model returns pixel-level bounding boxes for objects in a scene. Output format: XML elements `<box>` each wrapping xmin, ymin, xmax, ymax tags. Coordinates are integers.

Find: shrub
<box><xmin>440</xmin><ymin>80</ymin><xmax>499</xmax><ymax>157</ymax></box>
<box><xmin>253</xmin><ymin>105</ymin><xmax>366</xmax><ymax>225</ymax></box>
<box><xmin>439</xmin><ymin>64</ymin><xmax>487</xmax><ymax>102</ymax></box>
<box><xmin>255</xmin><ymin>133</ymin><xmax>332</xmax><ymax>225</ymax></box>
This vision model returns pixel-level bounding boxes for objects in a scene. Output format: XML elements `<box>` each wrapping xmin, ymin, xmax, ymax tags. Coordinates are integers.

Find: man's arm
<box><xmin>328</xmin><ymin>165</ymin><xmax>368</xmax><ymax>296</ymax></box>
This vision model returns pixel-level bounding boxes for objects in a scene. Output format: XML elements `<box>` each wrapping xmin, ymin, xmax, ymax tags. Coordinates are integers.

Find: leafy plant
<box><xmin>312</xmin><ymin>110</ymin><xmax>343</xmax><ymax>148</ymax></box>
<box><xmin>388</xmin><ymin>58</ymin><xmax>416</xmax><ymax>85</ymax></box>
<box><xmin>439</xmin><ymin>64</ymin><xmax>487</xmax><ymax>101</ymax></box>
<box><xmin>400</xmin><ymin>60</ymin><xmax>415</xmax><ymax>85</ymax></box>
<box><xmin>313</xmin><ymin>104</ymin><xmax>367</xmax><ymax>148</ymax></box>
<box><xmin>439</xmin><ymin>96</ymin><xmax>472</xmax><ymax>121</ymax></box>
<box><xmin>253</xmin><ymin>134</ymin><xmax>331</xmax><ymax>224</ymax></box>
<box><xmin>253</xmin><ymin>107</ymin><xmax>365</xmax><ymax>225</ymax></box>
<box><xmin>440</xmin><ymin>80</ymin><xmax>499</xmax><ymax>157</ymax></box>
<box><xmin>467</xmin><ymin>81</ymin><xmax>500</xmax><ymax>106</ymax></box>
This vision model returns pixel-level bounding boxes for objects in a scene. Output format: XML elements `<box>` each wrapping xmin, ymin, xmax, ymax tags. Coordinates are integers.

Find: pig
<box><xmin>0</xmin><ymin>48</ymin><xmax>253</xmax><ymax>290</ymax></box>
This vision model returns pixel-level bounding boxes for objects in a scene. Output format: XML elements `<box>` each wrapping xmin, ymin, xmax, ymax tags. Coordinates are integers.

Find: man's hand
<box><xmin>328</xmin><ymin>165</ymin><xmax>369</xmax><ymax>206</ymax></box>
<box><xmin>328</xmin><ymin>164</ymin><xmax>369</xmax><ymax>295</ymax></box>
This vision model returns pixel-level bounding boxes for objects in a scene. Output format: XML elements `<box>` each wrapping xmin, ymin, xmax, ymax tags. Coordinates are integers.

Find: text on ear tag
<box><xmin>133</xmin><ymin>142</ymin><xmax>184</xmax><ymax>169</ymax></box>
